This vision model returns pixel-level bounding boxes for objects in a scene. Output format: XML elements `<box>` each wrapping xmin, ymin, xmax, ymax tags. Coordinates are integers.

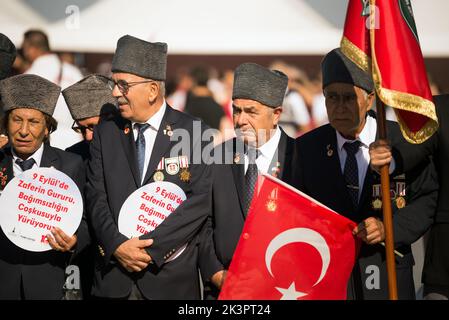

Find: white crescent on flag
<box><xmin>265</xmin><ymin>228</ymin><xmax>331</xmax><ymax>299</ymax></box>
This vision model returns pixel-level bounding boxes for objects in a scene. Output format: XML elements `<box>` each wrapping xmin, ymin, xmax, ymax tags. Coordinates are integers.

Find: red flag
<box><xmin>341</xmin><ymin>0</ymin><xmax>371</xmax><ymax>74</ymax></box>
<box><xmin>341</xmin><ymin>0</ymin><xmax>438</xmax><ymax>144</ymax></box>
<box><xmin>219</xmin><ymin>175</ymin><xmax>359</xmax><ymax>300</ymax></box>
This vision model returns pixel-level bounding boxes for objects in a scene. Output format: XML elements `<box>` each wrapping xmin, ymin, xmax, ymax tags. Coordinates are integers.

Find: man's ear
<box><xmin>148</xmin><ymin>81</ymin><xmax>159</xmax><ymax>104</ymax></box>
<box><xmin>366</xmin><ymin>91</ymin><xmax>375</xmax><ymax>111</ymax></box>
<box><xmin>273</xmin><ymin>107</ymin><xmax>283</xmax><ymax>125</ymax></box>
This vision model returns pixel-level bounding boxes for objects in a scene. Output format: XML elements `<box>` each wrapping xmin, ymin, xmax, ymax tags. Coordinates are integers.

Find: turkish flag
<box><xmin>219</xmin><ymin>175</ymin><xmax>360</xmax><ymax>300</ymax></box>
<box><xmin>341</xmin><ymin>0</ymin><xmax>438</xmax><ymax>144</ymax></box>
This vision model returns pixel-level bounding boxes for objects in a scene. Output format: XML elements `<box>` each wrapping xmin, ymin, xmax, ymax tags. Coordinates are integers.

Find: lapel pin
<box><xmin>326</xmin><ymin>144</ymin><xmax>333</xmax><ymax>157</ymax></box>
<box><xmin>270</xmin><ymin>162</ymin><xmax>281</xmax><ymax>177</ymax></box>
<box><xmin>164</xmin><ymin>125</ymin><xmax>173</xmax><ymax>137</ymax></box>
<box><xmin>124</xmin><ymin>126</ymin><xmax>130</xmax><ymax>135</ymax></box>
<box><xmin>234</xmin><ymin>152</ymin><xmax>240</xmax><ymax>164</ymax></box>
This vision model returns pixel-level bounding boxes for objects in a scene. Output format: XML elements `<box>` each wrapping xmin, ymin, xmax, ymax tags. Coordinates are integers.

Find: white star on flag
<box><xmin>276</xmin><ymin>282</ymin><xmax>307</xmax><ymax>300</ymax></box>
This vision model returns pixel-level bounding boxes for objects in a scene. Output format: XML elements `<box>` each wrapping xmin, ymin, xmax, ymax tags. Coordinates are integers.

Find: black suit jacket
<box><xmin>291</xmin><ymin>114</ymin><xmax>438</xmax><ymax>299</ymax></box>
<box><xmin>393</xmin><ymin>94</ymin><xmax>448</xmax><ymax>223</ymax></box>
<box><xmin>391</xmin><ymin>94</ymin><xmax>449</xmax><ymax>289</ymax></box>
<box><xmin>199</xmin><ymin>129</ymin><xmax>295</xmax><ymax>283</ymax></box>
<box><xmin>0</xmin><ymin>143</ymin><xmax>87</xmax><ymax>300</ymax></box>
<box><xmin>66</xmin><ymin>140</ymin><xmax>90</xmax><ymax>163</ymax></box>
<box><xmin>86</xmin><ymin>104</ymin><xmax>212</xmax><ymax>299</ymax></box>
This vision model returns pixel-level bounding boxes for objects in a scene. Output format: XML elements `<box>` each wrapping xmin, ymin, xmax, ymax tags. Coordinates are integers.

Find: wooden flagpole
<box><xmin>376</xmin><ymin>96</ymin><xmax>398</xmax><ymax>300</ymax></box>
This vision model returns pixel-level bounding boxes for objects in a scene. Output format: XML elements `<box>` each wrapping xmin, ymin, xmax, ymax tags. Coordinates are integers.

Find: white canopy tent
<box><xmin>1</xmin><ymin>0</ymin><xmax>449</xmax><ymax>56</ymax></box>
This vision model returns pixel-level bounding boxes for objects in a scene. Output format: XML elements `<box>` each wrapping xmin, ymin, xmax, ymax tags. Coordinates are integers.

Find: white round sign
<box><xmin>118</xmin><ymin>181</ymin><xmax>187</xmax><ymax>238</ymax></box>
<box><xmin>0</xmin><ymin>167</ymin><xmax>83</xmax><ymax>252</ymax></box>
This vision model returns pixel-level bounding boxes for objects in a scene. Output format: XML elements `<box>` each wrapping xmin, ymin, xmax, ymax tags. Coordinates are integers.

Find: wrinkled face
<box><xmin>76</xmin><ymin>116</ymin><xmax>100</xmax><ymax>142</ymax></box>
<box><xmin>233</xmin><ymin>98</ymin><xmax>281</xmax><ymax>147</ymax></box>
<box><xmin>111</xmin><ymin>72</ymin><xmax>153</xmax><ymax>123</ymax></box>
<box><xmin>8</xmin><ymin>108</ymin><xmax>48</xmax><ymax>159</ymax></box>
<box><xmin>324</xmin><ymin>83</ymin><xmax>374</xmax><ymax>138</ymax></box>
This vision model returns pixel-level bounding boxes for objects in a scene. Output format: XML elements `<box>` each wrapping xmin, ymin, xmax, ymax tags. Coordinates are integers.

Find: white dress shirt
<box><xmin>336</xmin><ymin>114</ymin><xmax>395</xmax><ymax>201</ymax></box>
<box><xmin>132</xmin><ymin>101</ymin><xmax>167</xmax><ymax>183</ymax></box>
<box><xmin>244</xmin><ymin>126</ymin><xmax>282</xmax><ymax>174</ymax></box>
<box><xmin>12</xmin><ymin>143</ymin><xmax>44</xmax><ymax>176</ymax></box>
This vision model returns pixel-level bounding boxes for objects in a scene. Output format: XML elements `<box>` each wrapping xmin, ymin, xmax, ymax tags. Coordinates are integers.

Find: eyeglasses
<box><xmin>323</xmin><ymin>92</ymin><xmax>358</xmax><ymax>105</ymax></box>
<box><xmin>72</xmin><ymin>121</ymin><xmax>95</xmax><ymax>134</ymax></box>
<box><xmin>106</xmin><ymin>77</ymin><xmax>154</xmax><ymax>95</ymax></box>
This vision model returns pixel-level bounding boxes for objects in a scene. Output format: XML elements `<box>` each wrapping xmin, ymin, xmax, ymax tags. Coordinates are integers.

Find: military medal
<box><xmin>179</xmin><ymin>155</ymin><xmax>190</xmax><ymax>182</ymax></box>
<box><xmin>372</xmin><ymin>198</ymin><xmax>382</xmax><ymax>209</ymax></box>
<box><xmin>266</xmin><ymin>200</ymin><xmax>277</xmax><ymax>212</ymax></box>
<box><xmin>165</xmin><ymin>157</ymin><xmax>180</xmax><ymax>175</ymax></box>
<box><xmin>395</xmin><ymin>196</ymin><xmax>406</xmax><ymax>209</ymax></box>
<box><xmin>372</xmin><ymin>184</ymin><xmax>382</xmax><ymax>210</ymax></box>
<box><xmin>179</xmin><ymin>169</ymin><xmax>191</xmax><ymax>183</ymax></box>
<box><xmin>154</xmin><ymin>158</ymin><xmax>165</xmax><ymax>181</ymax></box>
<box><xmin>326</xmin><ymin>144</ymin><xmax>333</xmax><ymax>157</ymax></box>
<box><xmin>394</xmin><ymin>179</ymin><xmax>406</xmax><ymax>208</ymax></box>
<box><xmin>266</xmin><ymin>188</ymin><xmax>278</xmax><ymax>212</ymax></box>
<box><xmin>153</xmin><ymin>171</ymin><xmax>165</xmax><ymax>182</ymax></box>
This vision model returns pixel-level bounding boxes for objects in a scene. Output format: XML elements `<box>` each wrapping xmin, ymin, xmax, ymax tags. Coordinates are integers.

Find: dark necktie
<box><xmin>343</xmin><ymin>141</ymin><xmax>361</xmax><ymax>209</ymax></box>
<box><xmin>243</xmin><ymin>148</ymin><xmax>259</xmax><ymax>217</ymax></box>
<box><xmin>135</xmin><ymin>123</ymin><xmax>151</xmax><ymax>183</ymax></box>
<box><xmin>16</xmin><ymin>158</ymin><xmax>36</xmax><ymax>172</ymax></box>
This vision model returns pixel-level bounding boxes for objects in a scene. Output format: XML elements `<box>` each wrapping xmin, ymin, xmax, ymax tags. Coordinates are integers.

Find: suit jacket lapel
<box><xmin>327</xmin><ymin>131</ymin><xmax>355</xmax><ymax>214</ymax></box>
<box><xmin>40</xmin><ymin>143</ymin><xmax>58</xmax><ymax>168</ymax></box>
<box><xmin>231</xmin><ymin>156</ymin><xmax>246</xmax><ymax>218</ymax></box>
<box><xmin>268</xmin><ymin>129</ymin><xmax>292</xmax><ymax>179</ymax></box>
<box><xmin>118</xmin><ymin>120</ymin><xmax>140</xmax><ymax>187</ymax></box>
<box><xmin>142</xmin><ymin>106</ymin><xmax>180</xmax><ymax>185</ymax></box>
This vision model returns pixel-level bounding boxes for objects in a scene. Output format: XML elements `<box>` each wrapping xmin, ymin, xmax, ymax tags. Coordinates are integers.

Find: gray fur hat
<box><xmin>321</xmin><ymin>48</ymin><xmax>374</xmax><ymax>93</ymax></box>
<box><xmin>111</xmin><ymin>35</ymin><xmax>167</xmax><ymax>81</ymax></box>
<box><xmin>232</xmin><ymin>63</ymin><xmax>288</xmax><ymax>108</ymax></box>
<box><xmin>0</xmin><ymin>74</ymin><xmax>60</xmax><ymax>116</ymax></box>
<box><xmin>0</xmin><ymin>33</ymin><xmax>17</xmax><ymax>80</ymax></box>
<box><xmin>62</xmin><ymin>74</ymin><xmax>117</xmax><ymax>120</ymax></box>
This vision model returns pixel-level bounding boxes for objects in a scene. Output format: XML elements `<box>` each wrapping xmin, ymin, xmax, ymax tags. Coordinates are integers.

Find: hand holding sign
<box><xmin>46</xmin><ymin>226</ymin><xmax>77</xmax><ymax>252</ymax></box>
<box><xmin>0</xmin><ymin>168</ymin><xmax>83</xmax><ymax>252</ymax></box>
<box><xmin>118</xmin><ymin>181</ymin><xmax>187</xmax><ymax>263</ymax></box>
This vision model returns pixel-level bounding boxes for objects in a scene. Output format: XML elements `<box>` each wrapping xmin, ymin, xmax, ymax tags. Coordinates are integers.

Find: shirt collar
<box><xmin>257</xmin><ymin>126</ymin><xmax>282</xmax><ymax>159</ymax></box>
<box><xmin>336</xmin><ymin>114</ymin><xmax>376</xmax><ymax>151</ymax></box>
<box><xmin>132</xmin><ymin>100</ymin><xmax>167</xmax><ymax>131</ymax></box>
<box><xmin>12</xmin><ymin>142</ymin><xmax>44</xmax><ymax>167</ymax></box>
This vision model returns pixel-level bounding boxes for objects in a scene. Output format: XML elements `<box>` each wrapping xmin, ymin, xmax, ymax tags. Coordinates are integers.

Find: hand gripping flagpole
<box><xmin>375</xmin><ymin>97</ymin><xmax>398</xmax><ymax>300</ymax></box>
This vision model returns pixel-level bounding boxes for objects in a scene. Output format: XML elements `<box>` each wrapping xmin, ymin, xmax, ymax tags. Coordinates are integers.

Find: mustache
<box><xmin>117</xmin><ymin>98</ymin><xmax>128</xmax><ymax>105</ymax></box>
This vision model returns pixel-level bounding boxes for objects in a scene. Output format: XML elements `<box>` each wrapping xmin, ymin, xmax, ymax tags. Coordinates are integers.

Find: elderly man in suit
<box><xmin>86</xmin><ymin>35</ymin><xmax>212</xmax><ymax>299</ymax></box>
<box><xmin>200</xmin><ymin>63</ymin><xmax>296</xmax><ymax>298</ymax></box>
<box><xmin>63</xmin><ymin>74</ymin><xmax>118</xmax><ymax>162</ymax></box>
<box><xmin>0</xmin><ymin>74</ymin><xmax>88</xmax><ymax>299</ymax></box>
<box><xmin>61</xmin><ymin>74</ymin><xmax>119</xmax><ymax>298</ymax></box>
<box><xmin>291</xmin><ymin>48</ymin><xmax>438</xmax><ymax>299</ymax></box>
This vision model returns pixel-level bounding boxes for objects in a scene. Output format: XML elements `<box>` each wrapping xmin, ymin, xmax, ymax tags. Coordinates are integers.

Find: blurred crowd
<box><xmin>6</xmin><ymin>29</ymin><xmax>443</xmax><ymax>149</ymax></box>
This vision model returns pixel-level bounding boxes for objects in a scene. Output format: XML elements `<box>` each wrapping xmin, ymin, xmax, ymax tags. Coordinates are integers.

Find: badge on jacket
<box><xmin>371</xmin><ymin>174</ymin><xmax>407</xmax><ymax>210</ymax></box>
<box><xmin>154</xmin><ymin>158</ymin><xmax>165</xmax><ymax>181</ymax></box>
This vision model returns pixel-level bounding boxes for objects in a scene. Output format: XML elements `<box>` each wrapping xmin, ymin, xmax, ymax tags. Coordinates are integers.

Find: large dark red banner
<box><xmin>341</xmin><ymin>0</ymin><xmax>438</xmax><ymax>144</ymax></box>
